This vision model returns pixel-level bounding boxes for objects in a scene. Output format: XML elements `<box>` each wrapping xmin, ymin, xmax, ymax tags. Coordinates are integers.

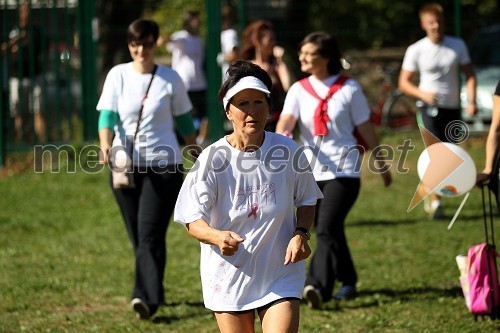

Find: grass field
<box><xmin>1</xmin><ymin>130</ymin><xmax>500</xmax><ymax>332</ymax></box>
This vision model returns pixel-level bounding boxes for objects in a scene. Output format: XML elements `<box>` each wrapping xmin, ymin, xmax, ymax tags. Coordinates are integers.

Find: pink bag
<box><xmin>460</xmin><ymin>243</ymin><xmax>500</xmax><ymax>316</ymax></box>
<box><xmin>459</xmin><ymin>185</ymin><xmax>500</xmax><ymax>319</ymax></box>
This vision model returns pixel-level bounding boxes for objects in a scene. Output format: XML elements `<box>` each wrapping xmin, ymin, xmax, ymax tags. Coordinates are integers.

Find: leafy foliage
<box><xmin>287</xmin><ymin>0</ymin><xmax>500</xmax><ymax>50</ymax></box>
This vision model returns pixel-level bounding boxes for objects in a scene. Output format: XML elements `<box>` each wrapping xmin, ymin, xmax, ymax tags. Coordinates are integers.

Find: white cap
<box><xmin>222</xmin><ymin>76</ymin><xmax>271</xmax><ymax>110</ymax></box>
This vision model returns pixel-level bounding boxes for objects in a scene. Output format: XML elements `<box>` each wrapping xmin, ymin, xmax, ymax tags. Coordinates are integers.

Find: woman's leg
<box><xmin>214</xmin><ymin>311</ymin><xmax>256</xmax><ymax>333</ymax></box>
<box><xmin>306</xmin><ymin>178</ymin><xmax>360</xmax><ymax>302</ymax></box>
<box><xmin>134</xmin><ymin>167</ymin><xmax>184</xmax><ymax>314</ymax></box>
<box><xmin>258</xmin><ymin>299</ymin><xmax>300</xmax><ymax>333</ymax></box>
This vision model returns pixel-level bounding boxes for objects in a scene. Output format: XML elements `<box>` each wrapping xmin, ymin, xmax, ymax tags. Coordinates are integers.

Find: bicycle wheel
<box><xmin>382</xmin><ymin>91</ymin><xmax>417</xmax><ymax>130</ymax></box>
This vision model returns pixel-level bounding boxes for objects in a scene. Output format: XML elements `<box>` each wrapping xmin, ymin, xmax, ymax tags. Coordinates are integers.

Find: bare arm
<box><xmin>275</xmin><ymin>114</ymin><xmax>297</xmax><ymax>136</ymax></box>
<box><xmin>461</xmin><ymin>63</ymin><xmax>478</xmax><ymax>116</ymax></box>
<box><xmin>398</xmin><ymin>69</ymin><xmax>436</xmax><ymax>105</ymax></box>
<box><xmin>273</xmin><ymin>46</ymin><xmax>293</xmax><ymax>91</ymax></box>
<box><xmin>284</xmin><ymin>205</ymin><xmax>315</xmax><ymax>265</ymax></box>
<box><xmin>356</xmin><ymin>120</ymin><xmax>392</xmax><ymax>187</ymax></box>
<box><xmin>98</xmin><ymin>128</ymin><xmax>113</xmax><ymax>164</ymax></box>
<box><xmin>186</xmin><ymin>219</ymin><xmax>244</xmax><ymax>256</ymax></box>
<box><xmin>478</xmin><ymin>94</ymin><xmax>500</xmax><ymax>185</ymax></box>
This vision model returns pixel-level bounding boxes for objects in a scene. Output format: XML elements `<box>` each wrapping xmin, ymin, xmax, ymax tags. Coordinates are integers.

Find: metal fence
<box><xmin>0</xmin><ymin>0</ymin><xmax>97</xmax><ymax>167</ymax></box>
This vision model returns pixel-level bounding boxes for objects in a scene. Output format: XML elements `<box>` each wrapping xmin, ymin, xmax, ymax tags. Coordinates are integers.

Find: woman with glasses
<box><xmin>276</xmin><ymin>32</ymin><xmax>392</xmax><ymax>309</ymax></box>
<box><xmin>97</xmin><ymin>19</ymin><xmax>200</xmax><ymax>320</ymax></box>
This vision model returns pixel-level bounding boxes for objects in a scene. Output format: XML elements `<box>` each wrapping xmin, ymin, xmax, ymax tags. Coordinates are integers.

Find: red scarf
<box><xmin>299</xmin><ymin>75</ymin><xmax>349</xmax><ymax>136</ymax></box>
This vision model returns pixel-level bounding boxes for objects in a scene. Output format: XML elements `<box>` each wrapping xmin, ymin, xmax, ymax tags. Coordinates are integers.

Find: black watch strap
<box><xmin>294</xmin><ymin>226</ymin><xmax>311</xmax><ymax>240</ymax></box>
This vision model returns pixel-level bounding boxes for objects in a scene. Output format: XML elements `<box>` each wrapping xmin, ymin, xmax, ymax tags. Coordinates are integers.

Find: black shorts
<box><xmin>417</xmin><ymin>106</ymin><xmax>462</xmax><ymax>143</ymax></box>
<box><xmin>226</xmin><ymin>297</ymin><xmax>300</xmax><ymax>315</ymax></box>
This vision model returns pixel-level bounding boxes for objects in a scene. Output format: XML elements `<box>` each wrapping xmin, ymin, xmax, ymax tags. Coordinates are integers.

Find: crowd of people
<box><xmin>90</xmin><ymin>2</ymin><xmax>500</xmax><ymax>332</ymax></box>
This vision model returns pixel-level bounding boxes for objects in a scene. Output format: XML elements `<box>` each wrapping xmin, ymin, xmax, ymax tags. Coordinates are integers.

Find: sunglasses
<box><xmin>129</xmin><ymin>41</ymin><xmax>156</xmax><ymax>49</ymax></box>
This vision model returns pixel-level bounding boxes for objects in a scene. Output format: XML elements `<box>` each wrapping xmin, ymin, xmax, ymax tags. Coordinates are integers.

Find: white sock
<box><xmin>431</xmin><ymin>200</ymin><xmax>441</xmax><ymax>210</ymax></box>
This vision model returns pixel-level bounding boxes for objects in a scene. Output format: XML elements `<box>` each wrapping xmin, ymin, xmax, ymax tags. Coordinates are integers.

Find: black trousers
<box><xmin>111</xmin><ymin>165</ymin><xmax>184</xmax><ymax>315</ymax></box>
<box><xmin>306</xmin><ymin>177</ymin><xmax>360</xmax><ymax>302</ymax></box>
<box><xmin>419</xmin><ymin>106</ymin><xmax>462</xmax><ymax>143</ymax></box>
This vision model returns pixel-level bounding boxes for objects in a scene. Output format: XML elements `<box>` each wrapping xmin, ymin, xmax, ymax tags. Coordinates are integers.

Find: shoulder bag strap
<box><xmin>132</xmin><ymin>64</ymin><xmax>158</xmax><ymax>144</ymax></box>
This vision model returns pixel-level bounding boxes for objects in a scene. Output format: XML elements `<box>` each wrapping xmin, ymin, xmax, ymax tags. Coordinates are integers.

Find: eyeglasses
<box><xmin>298</xmin><ymin>51</ymin><xmax>320</xmax><ymax>58</ymax></box>
<box><xmin>129</xmin><ymin>41</ymin><xmax>156</xmax><ymax>49</ymax></box>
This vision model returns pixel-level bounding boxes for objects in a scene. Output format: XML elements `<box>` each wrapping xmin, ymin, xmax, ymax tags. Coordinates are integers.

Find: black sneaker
<box><xmin>333</xmin><ymin>285</ymin><xmax>357</xmax><ymax>301</ymax></box>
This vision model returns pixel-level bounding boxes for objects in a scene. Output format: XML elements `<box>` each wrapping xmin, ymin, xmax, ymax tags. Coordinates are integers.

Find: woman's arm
<box><xmin>97</xmin><ymin>110</ymin><xmax>118</xmax><ymax>164</ymax></box>
<box><xmin>273</xmin><ymin>46</ymin><xmax>293</xmax><ymax>91</ymax></box>
<box><xmin>186</xmin><ymin>219</ymin><xmax>244</xmax><ymax>256</ymax></box>
<box><xmin>275</xmin><ymin>114</ymin><xmax>297</xmax><ymax>137</ymax></box>
<box><xmin>355</xmin><ymin>120</ymin><xmax>392</xmax><ymax>187</ymax></box>
<box><xmin>284</xmin><ymin>205</ymin><xmax>315</xmax><ymax>265</ymax></box>
<box><xmin>478</xmin><ymin>93</ymin><xmax>500</xmax><ymax>184</ymax></box>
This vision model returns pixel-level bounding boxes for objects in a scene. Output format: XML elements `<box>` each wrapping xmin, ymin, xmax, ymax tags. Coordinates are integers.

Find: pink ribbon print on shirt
<box><xmin>247</xmin><ymin>203</ymin><xmax>259</xmax><ymax>219</ymax></box>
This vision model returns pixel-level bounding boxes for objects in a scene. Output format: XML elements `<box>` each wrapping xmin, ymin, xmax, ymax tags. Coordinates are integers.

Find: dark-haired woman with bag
<box><xmin>97</xmin><ymin>19</ymin><xmax>200</xmax><ymax>320</ymax></box>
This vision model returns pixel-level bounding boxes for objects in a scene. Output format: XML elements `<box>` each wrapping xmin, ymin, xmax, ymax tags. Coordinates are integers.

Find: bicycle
<box><xmin>370</xmin><ymin>65</ymin><xmax>417</xmax><ymax>131</ymax></box>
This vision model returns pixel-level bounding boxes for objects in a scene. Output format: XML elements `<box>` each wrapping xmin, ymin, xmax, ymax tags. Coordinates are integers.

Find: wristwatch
<box><xmin>294</xmin><ymin>227</ymin><xmax>311</xmax><ymax>240</ymax></box>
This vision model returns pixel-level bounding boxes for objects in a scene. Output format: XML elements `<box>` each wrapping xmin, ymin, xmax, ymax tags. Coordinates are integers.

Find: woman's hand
<box><xmin>217</xmin><ymin>231</ymin><xmax>244</xmax><ymax>256</ymax></box>
<box><xmin>477</xmin><ymin>172</ymin><xmax>491</xmax><ymax>187</ymax></box>
<box><xmin>99</xmin><ymin>142</ymin><xmax>111</xmax><ymax>164</ymax></box>
<box><xmin>284</xmin><ymin>234</ymin><xmax>311</xmax><ymax>265</ymax></box>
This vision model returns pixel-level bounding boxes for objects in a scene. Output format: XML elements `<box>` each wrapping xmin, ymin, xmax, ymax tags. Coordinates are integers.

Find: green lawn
<box><xmin>1</xmin><ymin>130</ymin><xmax>500</xmax><ymax>332</ymax></box>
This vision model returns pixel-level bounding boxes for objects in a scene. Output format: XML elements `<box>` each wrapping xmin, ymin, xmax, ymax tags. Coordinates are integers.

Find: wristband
<box><xmin>294</xmin><ymin>227</ymin><xmax>311</xmax><ymax>240</ymax></box>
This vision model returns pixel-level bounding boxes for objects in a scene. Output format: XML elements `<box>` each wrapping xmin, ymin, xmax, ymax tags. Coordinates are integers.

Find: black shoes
<box><xmin>333</xmin><ymin>285</ymin><xmax>357</xmax><ymax>301</ymax></box>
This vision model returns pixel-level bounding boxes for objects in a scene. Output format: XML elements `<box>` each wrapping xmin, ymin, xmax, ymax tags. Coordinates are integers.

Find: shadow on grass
<box><xmin>321</xmin><ymin>286</ymin><xmax>464</xmax><ymax>311</ymax></box>
<box><xmin>348</xmin><ymin>218</ymin><xmax>420</xmax><ymax>227</ymax></box>
<box><xmin>152</xmin><ymin>301</ymin><xmax>208</xmax><ymax>325</ymax></box>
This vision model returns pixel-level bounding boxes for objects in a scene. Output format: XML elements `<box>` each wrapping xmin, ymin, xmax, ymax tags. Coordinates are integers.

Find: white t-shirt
<box><xmin>174</xmin><ymin>132</ymin><xmax>323</xmax><ymax>312</ymax></box>
<box><xmin>96</xmin><ymin>62</ymin><xmax>192</xmax><ymax>167</ymax></box>
<box><xmin>280</xmin><ymin>75</ymin><xmax>370</xmax><ymax>181</ymax></box>
<box><xmin>401</xmin><ymin>36</ymin><xmax>471</xmax><ymax>108</ymax></box>
<box><xmin>167</xmin><ymin>30</ymin><xmax>207</xmax><ymax>91</ymax></box>
<box><xmin>220</xmin><ymin>28</ymin><xmax>239</xmax><ymax>77</ymax></box>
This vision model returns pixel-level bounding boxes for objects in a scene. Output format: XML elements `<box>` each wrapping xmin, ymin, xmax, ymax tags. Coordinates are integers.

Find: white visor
<box><xmin>222</xmin><ymin>76</ymin><xmax>271</xmax><ymax>110</ymax></box>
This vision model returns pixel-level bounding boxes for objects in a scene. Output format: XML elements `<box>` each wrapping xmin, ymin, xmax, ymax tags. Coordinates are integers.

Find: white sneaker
<box><xmin>303</xmin><ymin>285</ymin><xmax>323</xmax><ymax>309</ymax></box>
<box><xmin>131</xmin><ymin>298</ymin><xmax>150</xmax><ymax>320</ymax></box>
<box><xmin>423</xmin><ymin>196</ymin><xmax>432</xmax><ymax>213</ymax></box>
<box><xmin>429</xmin><ymin>200</ymin><xmax>444</xmax><ymax>220</ymax></box>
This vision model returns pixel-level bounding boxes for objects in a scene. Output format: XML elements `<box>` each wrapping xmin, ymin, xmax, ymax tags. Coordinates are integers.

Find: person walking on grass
<box><xmin>97</xmin><ymin>19</ymin><xmax>200</xmax><ymax>320</ymax></box>
<box><xmin>276</xmin><ymin>32</ymin><xmax>392</xmax><ymax>309</ymax></box>
<box><xmin>398</xmin><ymin>2</ymin><xmax>477</xmax><ymax>220</ymax></box>
<box><xmin>174</xmin><ymin>60</ymin><xmax>322</xmax><ymax>332</ymax></box>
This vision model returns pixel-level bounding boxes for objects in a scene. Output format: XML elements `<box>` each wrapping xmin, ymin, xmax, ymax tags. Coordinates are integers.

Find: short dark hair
<box><xmin>218</xmin><ymin>60</ymin><xmax>273</xmax><ymax>110</ymax></box>
<box><xmin>299</xmin><ymin>32</ymin><xmax>342</xmax><ymax>75</ymax></box>
<box><xmin>183</xmin><ymin>11</ymin><xmax>200</xmax><ymax>30</ymax></box>
<box><xmin>127</xmin><ymin>19</ymin><xmax>159</xmax><ymax>43</ymax></box>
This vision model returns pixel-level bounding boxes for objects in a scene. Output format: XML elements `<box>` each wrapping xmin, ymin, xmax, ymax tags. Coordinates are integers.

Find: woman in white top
<box><xmin>276</xmin><ymin>32</ymin><xmax>392</xmax><ymax>308</ymax></box>
<box><xmin>174</xmin><ymin>60</ymin><xmax>322</xmax><ymax>333</ymax></box>
<box><xmin>97</xmin><ymin>19</ymin><xmax>200</xmax><ymax>320</ymax></box>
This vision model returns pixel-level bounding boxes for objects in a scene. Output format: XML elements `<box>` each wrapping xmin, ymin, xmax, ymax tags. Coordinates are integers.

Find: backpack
<box><xmin>299</xmin><ymin>75</ymin><xmax>369</xmax><ymax>152</ymax></box>
<box><xmin>459</xmin><ymin>186</ymin><xmax>500</xmax><ymax>320</ymax></box>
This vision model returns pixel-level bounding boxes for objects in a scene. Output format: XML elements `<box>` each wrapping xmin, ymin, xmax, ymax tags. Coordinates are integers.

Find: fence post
<box><xmin>0</xmin><ymin>88</ymin><xmax>4</xmax><ymax>169</ymax></box>
<box><xmin>205</xmin><ymin>0</ymin><xmax>223</xmax><ymax>142</ymax></box>
<box><xmin>0</xmin><ymin>2</ymin><xmax>7</xmax><ymax>169</ymax></box>
<box><xmin>77</xmin><ymin>0</ymin><xmax>98</xmax><ymax>141</ymax></box>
